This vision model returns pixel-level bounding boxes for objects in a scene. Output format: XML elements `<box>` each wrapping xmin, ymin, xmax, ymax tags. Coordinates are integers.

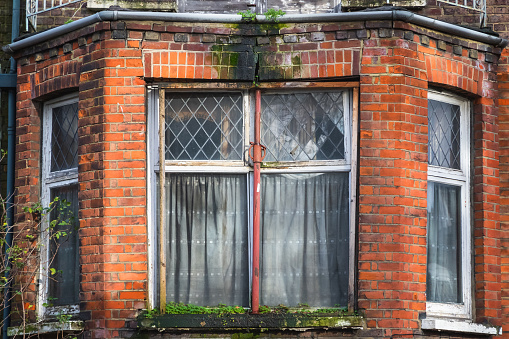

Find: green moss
<box><xmin>291</xmin><ymin>55</ymin><xmax>301</xmax><ymax>66</ymax></box>
<box><xmin>259</xmin><ymin>23</ymin><xmax>288</xmax><ymax>32</ymax></box>
<box><xmin>230</xmin><ymin>53</ymin><xmax>239</xmax><ymax>66</ymax></box>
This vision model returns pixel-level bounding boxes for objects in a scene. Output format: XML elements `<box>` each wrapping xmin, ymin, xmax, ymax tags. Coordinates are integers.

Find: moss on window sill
<box><xmin>138</xmin><ymin>313</ymin><xmax>363</xmax><ymax>331</ymax></box>
<box><xmin>7</xmin><ymin>320</ymin><xmax>84</xmax><ymax>336</ymax></box>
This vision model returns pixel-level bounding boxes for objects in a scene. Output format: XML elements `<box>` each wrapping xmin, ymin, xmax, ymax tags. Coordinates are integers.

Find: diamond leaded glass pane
<box><xmin>261</xmin><ymin>92</ymin><xmax>345</xmax><ymax>162</ymax></box>
<box><xmin>51</xmin><ymin>103</ymin><xmax>78</xmax><ymax>172</ymax></box>
<box><xmin>165</xmin><ymin>92</ymin><xmax>244</xmax><ymax>161</ymax></box>
<box><xmin>428</xmin><ymin>99</ymin><xmax>461</xmax><ymax>169</ymax></box>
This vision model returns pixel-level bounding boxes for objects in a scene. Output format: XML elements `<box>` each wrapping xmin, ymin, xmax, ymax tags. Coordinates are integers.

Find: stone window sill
<box><xmin>139</xmin><ymin>313</ymin><xmax>364</xmax><ymax>331</ymax></box>
<box><xmin>421</xmin><ymin>318</ymin><xmax>501</xmax><ymax>336</ymax></box>
<box><xmin>7</xmin><ymin>320</ymin><xmax>84</xmax><ymax>336</ymax></box>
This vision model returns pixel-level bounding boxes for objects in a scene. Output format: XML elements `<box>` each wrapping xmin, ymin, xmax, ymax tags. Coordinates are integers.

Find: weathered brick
<box><xmin>283</xmin><ymin>34</ymin><xmax>297</xmax><ymax>43</ymax></box>
<box><xmin>437</xmin><ymin>40</ymin><xmax>447</xmax><ymax>51</ymax></box>
<box><xmin>144</xmin><ymin>31</ymin><xmax>160</xmax><ymax>41</ymax></box>
<box><xmin>310</xmin><ymin>32</ymin><xmax>325</xmax><ymax>41</ymax></box>
<box><xmin>174</xmin><ymin>33</ymin><xmax>189</xmax><ymax>42</ymax></box>
<box><xmin>202</xmin><ymin>34</ymin><xmax>216</xmax><ymax>43</ymax></box>
<box><xmin>336</xmin><ymin>31</ymin><xmax>348</xmax><ymax>40</ymax></box>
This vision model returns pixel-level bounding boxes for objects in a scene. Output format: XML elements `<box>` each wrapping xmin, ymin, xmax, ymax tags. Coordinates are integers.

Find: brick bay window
<box><xmin>39</xmin><ymin>94</ymin><xmax>80</xmax><ymax>317</ymax></box>
<box><xmin>148</xmin><ymin>84</ymin><xmax>357</xmax><ymax>311</ymax></box>
<box><xmin>426</xmin><ymin>91</ymin><xmax>471</xmax><ymax>319</ymax></box>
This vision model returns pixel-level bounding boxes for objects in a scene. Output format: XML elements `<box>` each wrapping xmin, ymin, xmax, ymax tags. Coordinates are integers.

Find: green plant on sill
<box><xmin>164</xmin><ymin>302</ymin><xmax>247</xmax><ymax>316</ymax></box>
<box><xmin>145</xmin><ymin>302</ymin><xmax>357</xmax><ymax>319</ymax></box>
<box><xmin>238</xmin><ymin>9</ymin><xmax>256</xmax><ymax>21</ymax></box>
<box><xmin>238</xmin><ymin>8</ymin><xmax>285</xmax><ymax>23</ymax></box>
<box><xmin>264</xmin><ymin>8</ymin><xmax>285</xmax><ymax>22</ymax></box>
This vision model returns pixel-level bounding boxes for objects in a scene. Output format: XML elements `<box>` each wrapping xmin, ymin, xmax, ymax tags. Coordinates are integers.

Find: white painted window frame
<box><xmin>426</xmin><ymin>91</ymin><xmax>472</xmax><ymax>320</ymax></box>
<box><xmin>38</xmin><ymin>93</ymin><xmax>80</xmax><ymax>318</ymax></box>
<box><xmin>147</xmin><ymin>85</ymin><xmax>357</xmax><ymax>309</ymax></box>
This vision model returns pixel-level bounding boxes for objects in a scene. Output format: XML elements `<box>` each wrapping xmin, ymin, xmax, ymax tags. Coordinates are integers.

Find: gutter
<box><xmin>2</xmin><ymin>9</ymin><xmax>508</xmax><ymax>53</ymax></box>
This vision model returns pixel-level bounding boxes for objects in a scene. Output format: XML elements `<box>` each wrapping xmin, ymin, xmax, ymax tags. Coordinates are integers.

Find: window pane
<box><xmin>260</xmin><ymin>172</ymin><xmax>349</xmax><ymax>307</ymax></box>
<box><xmin>261</xmin><ymin>92</ymin><xmax>345</xmax><ymax>162</ymax></box>
<box><xmin>163</xmin><ymin>174</ymin><xmax>249</xmax><ymax>306</ymax></box>
<box><xmin>51</xmin><ymin>103</ymin><xmax>79</xmax><ymax>172</ymax></box>
<box><xmin>428</xmin><ymin>99</ymin><xmax>461</xmax><ymax>169</ymax></box>
<box><xmin>427</xmin><ymin>181</ymin><xmax>462</xmax><ymax>303</ymax></box>
<box><xmin>165</xmin><ymin>92</ymin><xmax>244</xmax><ymax>161</ymax></box>
<box><xmin>48</xmin><ymin>184</ymin><xmax>80</xmax><ymax>306</ymax></box>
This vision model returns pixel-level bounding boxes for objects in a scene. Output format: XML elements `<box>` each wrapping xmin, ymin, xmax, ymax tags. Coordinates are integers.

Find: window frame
<box><xmin>38</xmin><ymin>94</ymin><xmax>80</xmax><ymax>318</ymax></box>
<box><xmin>147</xmin><ymin>83</ymin><xmax>358</xmax><ymax>310</ymax></box>
<box><xmin>426</xmin><ymin>90</ymin><xmax>472</xmax><ymax>320</ymax></box>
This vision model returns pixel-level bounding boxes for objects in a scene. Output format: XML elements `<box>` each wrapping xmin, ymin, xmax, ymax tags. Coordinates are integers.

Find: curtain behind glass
<box><xmin>164</xmin><ymin>174</ymin><xmax>249</xmax><ymax>306</ymax></box>
<box><xmin>260</xmin><ymin>172</ymin><xmax>349</xmax><ymax>307</ymax></box>
<box><xmin>49</xmin><ymin>184</ymin><xmax>80</xmax><ymax>306</ymax></box>
<box><xmin>427</xmin><ymin>181</ymin><xmax>462</xmax><ymax>303</ymax></box>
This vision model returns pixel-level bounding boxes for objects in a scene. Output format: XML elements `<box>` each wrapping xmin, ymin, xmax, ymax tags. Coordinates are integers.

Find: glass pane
<box><xmin>261</xmin><ymin>92</ymin><xmax>345</xmax><ymax>162</ymax></box>
<box><xmin>165</xmin><ymin>92</ymin><xmax>244</xmax><ymax>161</ymax></box>
<box><xmin>426</xmin><ymin>181</ymin><xmax>462</xmax><ymax>303</ymax></box>
<box><xmin>260</xmin><ymin>172</ymin><xmax>349</xmax><ymax>307</ymax></box>
<box><xmin>48</xmin><ymin>184</ymin><xmax>80</xmax><ymax>306</ymax></box>
<box><xmin>51</xmin><ymin>103</ymin><xmax>79</xmax><ymax>172</ymax></box>
<box><xmin>163</xmin><ymin>174</ymin><xmax>249</xmax><ymax>306</ymax></box>
<box><xmin>428</xmin><ymin>99</ymin><xmax>461</xmax><ymax>169</ymax></box>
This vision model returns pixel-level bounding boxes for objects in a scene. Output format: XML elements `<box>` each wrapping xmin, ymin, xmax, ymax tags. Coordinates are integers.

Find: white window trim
<box><xmin>38</xmin><ymin>93</ymin><xmax>79</xmax><ymax>318</ymax></box>
<box><xmin>146</xmin><ymin>85</ymin><xmax>357</xmax><ymax>309</ymax></box>
<box><xmin>426</xmin><ymin>91</ymin><xmax>472</xmax><ymax>320</ymax></box>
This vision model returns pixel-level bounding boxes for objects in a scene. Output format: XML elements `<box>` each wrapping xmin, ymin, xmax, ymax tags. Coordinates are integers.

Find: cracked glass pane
<box><xmin>428</xmin><ymin>99</ymin><xmax>461</xmax><ymax>169</ymax></box>
<box><xmin>165</xmin><ymin>92</ymin><xmax>244</xmax><ymax>161</ymax></box>
<box><xmin>51</xmin><ymin>103</ymin><xmax>79</xmax><ymax>172</ymax></box>
<box><xmin>261</xmin><ymin>92</ymin><xmax>345</xmax><ymax>162</ymax></box>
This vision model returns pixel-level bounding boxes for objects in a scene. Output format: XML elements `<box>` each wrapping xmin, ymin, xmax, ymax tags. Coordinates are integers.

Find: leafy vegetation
<box><xmin>237</xmin><ymin>8</ymin><xmax>286</xmax><ymax>22</ymax></box>
<box><xmin>0</xmin><ymin>149</ymin><xmax>79</xmax><ymax>338</ymax></box>
<box><xmin>145</xmin><ymin>302</ymin><xmax>355</xmax><ymax>318</ymax></box>
<box><xmin>264</xmin><ymin>8</ymin><xmax>285</xmax><ymax>22</ymax></box>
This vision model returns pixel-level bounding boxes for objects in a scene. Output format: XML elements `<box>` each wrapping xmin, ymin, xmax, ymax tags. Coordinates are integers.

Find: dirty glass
<box><xmin>261</xmin><ymin>92</ymin><xmax>345</xmax><ymax>162</ymax></box>
<box><xmin>428</xmin><ymin>99</ymin><xmax>461</xmax><ymax>169</ymax></box>
<box><xmin>426</xmin><ymin>181</ymin><xmax>462</xmax><ymax>303</ymax></box>
<box><xmin>51</xmin><ymin>103</ymin><xmax>79</xmax><ymax>172</ymax></box>
<box><xmin>165</xmin><ymin>92</ymin><xmax>244</xmax><ymax>161</ymax></box>
<box><xmin>48</xmin><ymin>184</ymin><xmax>80</xmax><ymax>306</ymax></box>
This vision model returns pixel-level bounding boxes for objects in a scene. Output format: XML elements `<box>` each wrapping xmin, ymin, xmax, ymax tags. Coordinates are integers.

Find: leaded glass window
<box><xmin>41</xmin><ymin>95</ymin><xmax>80</xmax><ymax>318</ymax></box>
<box><xmin>426</xmin><ymin>91</ymin><xmax>471</xmax><ymax>320</ymax></box>
<box><xmin>154</xmin><ymin>87</ymin><xmax>354</xmax><ymax>310</ymax></box>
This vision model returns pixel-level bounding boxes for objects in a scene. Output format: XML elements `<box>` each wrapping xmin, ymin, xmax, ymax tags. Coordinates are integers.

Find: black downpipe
<box><xmin>3</xmin><ymin>0</ymin><xmax>20</xmax><ymax>334</ymax></box>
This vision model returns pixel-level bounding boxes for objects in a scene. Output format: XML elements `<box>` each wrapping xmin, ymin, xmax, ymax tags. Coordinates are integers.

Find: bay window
<box><xmin>426</xmin><ymin>91</ymin><xmax>471</xmax><ymax>319</ymax></box>
<box><xmin>148</xmin><ymin>84</ymin><xmax>356</xmax><ymax>310</ymax></box>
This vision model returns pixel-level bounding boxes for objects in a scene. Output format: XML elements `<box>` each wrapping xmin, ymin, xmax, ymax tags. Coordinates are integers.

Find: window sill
<box><xmin>7</xmin><ymin>320</ymin><xmax>84</xmax><ymax>336</ymax></box>
<box><xmin>139</xmin><ymin>313</ymin><xmax>364</xmax><ymax>331</ymax></box>
<box><xmin>421</xmin><ymin>319</ymin><xmax>501</xmax><ymax>336</ymax></box>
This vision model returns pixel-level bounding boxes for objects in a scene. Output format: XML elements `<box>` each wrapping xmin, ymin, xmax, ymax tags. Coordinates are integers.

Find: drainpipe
<box><xmin>250</xmin><ymin>90</ymin><xmax>265</xmax><ymax>313</ymax></box>
<box><xmin>3</xmin><ymin>0</ymin><xmax>20</xmax><ymax>334</ymax></box>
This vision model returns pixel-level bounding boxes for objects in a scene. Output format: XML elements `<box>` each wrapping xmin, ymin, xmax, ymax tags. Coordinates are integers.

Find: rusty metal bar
<box><xmin>159</xmin><ymin>88</ymin><xmax>167</xmax><ymax>313</ymax></box>
<box><xmin>251</xmin><ymin>89</ymin><xmax>262</xmax><ymax>314</ymax></box>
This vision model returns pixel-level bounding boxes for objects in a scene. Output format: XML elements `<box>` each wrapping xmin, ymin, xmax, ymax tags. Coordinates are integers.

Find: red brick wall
<box><xmin>12</xmin><ymin>16</ymin><xmax>505</xmax><ymax>338</ymax></box>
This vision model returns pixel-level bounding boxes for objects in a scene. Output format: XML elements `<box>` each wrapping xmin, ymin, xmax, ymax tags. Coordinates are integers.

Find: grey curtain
<box><xmin>259</xmin><ymin>172</ymin><xmax>349</xmax><ymax>307</ymax></box>
<box><xmin>49</xmin><ymin>184</ymin><xmax>80</xmax><ymax>306</ymax></box>
<box><xmin>164</xmin><ymin>173</ymin><xmax>249</xmax><ymax>306</ymax></box>
<box><xmin>426</xmin><ymin>181</ymin><xmax>462</xmax><ymax>303</ymax></box>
